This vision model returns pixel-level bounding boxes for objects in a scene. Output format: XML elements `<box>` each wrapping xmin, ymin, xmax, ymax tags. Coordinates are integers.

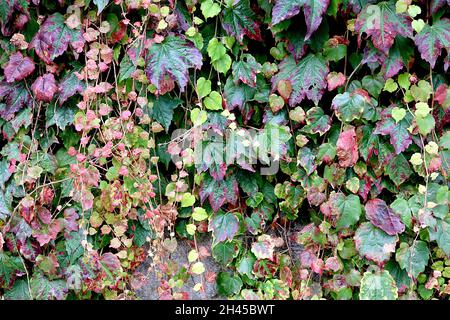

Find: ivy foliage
<box><xmin>0</xmin><ymin>0</ymin><xmax>449</xmax><ymax>300</ymax></box>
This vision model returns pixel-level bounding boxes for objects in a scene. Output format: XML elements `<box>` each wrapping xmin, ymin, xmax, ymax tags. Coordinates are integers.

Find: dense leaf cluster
<box><xmin>0</xmin><ymin>0</ymin><xmax>449</xmax><ymax>300</ymax></box>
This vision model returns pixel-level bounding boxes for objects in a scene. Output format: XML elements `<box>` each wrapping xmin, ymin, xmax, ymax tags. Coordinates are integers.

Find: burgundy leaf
<box><xmin>271</xmin><ymin>0</ymin><xmax>329</xmax><ymax>40</ymax></box>
<box><xmin>145</xmin><ymin>35</ymin><xmax>202</xmax><ymax>93</ymax></box>
<box><xmin>31</xmin><ymin>73</ymin><xmax>58</xmax><ymax>102</ymax></box>
<box><xmin>100</xmin><ymin>252</ymin><xmax>122</xmax><ymax>273</ymax></box>
<box><xmin>0</xmin><ymin>0</ymin><xmax>30</xmax><ymax>36</ymax></box>
<box><xmin>365</xmin><ymin>199</ymin><xmax>405</xmax><ymax>236</ymax></box>
<box><xmin>29</xmin><ymin>13</ymin><xmax>85</xmax><ymax>64</ymax></box>
<box><xmin>37</xmin><ymin>206</ymin><xmax>51</xmax><ymax>225</ymax></box>
<box><xmin>355</xmin><ymin>1</ymin><xmax>413</xmax><ymax>55</ymax></box>
<box><xmin>3</xmin><ymin>52</ymin><xmax>35</xmax><ymax>83</ymax></box>
<box><xmin>336</xmin><ymin>127</ymin><xmax>358</xmax><ymax>167</ymax></box>
<box><xmin>415</xmin><ymin>18</ymin><xmax>450</xmax><ymax>68</ymax></box>
<box><xmin>373</xmin><ymin>107</ymin><xmax>412</xmax><ymax>154</ymax></box>
<box><xmin>0</xmin><ymin>82</ymin><xmax>31</xmax><ymax>120</ymax></box>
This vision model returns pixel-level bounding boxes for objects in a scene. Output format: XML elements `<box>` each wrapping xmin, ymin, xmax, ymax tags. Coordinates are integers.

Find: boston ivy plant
<box><xmin>0</xmin><ymin>0</ymin><xmax>449</xmax><ymax>300</ymax></box>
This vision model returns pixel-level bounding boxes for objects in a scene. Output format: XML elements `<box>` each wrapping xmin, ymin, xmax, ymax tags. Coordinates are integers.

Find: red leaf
<box><xmin>100</xmin><ymin>252</ymin><xmax>122</xmax><ymax>273</ymax></box>
<box><xmin>33</xmin><ymin>220</ymin><xmax>62</xmax><ymax>246</ymax></box>
<box><xmin>327</xmin><ymin>72</ymin><xmax>346</xmax><ymax>91</ymax></box>
<box><xmin>365</xmin><ymin>199</ymin><xmax>405</xmax><ymax>236</ymax></box>
<box><xmin>336</xmin><ymin>127</ymin><xmax>358</xmax><ymax>167</ymax></box>
<box><xmin>435</xmin><ymin>84</ymin><xmax>449</xmax><ymax>106</ymax></box>
<box><xmin>4</xmin><ymin>52</ymin><xmax>35</xmax><ymax>83</ymax></box>
<box><xmin>31</xmin><ymin>73</ymin><xmax>58</xmax><ymax>102</ymax></box>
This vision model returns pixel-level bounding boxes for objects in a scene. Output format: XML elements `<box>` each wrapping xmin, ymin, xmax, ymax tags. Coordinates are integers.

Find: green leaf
<box><xmin>302</xmin><ymin>107</ymin><xmax>331</xmax><ymax>136</ymax></box>
<box><xmin>383</xmin><ymin>78</ymin><xmax>398</xmax><ymax>92</ymax></box>
<box><xmin>331</xmin><ymin>91</ymin><xmax>368</xmax><ymax>123</ymax></box>
<box><xmin>246</xmin><ymin>192</ymin><xmax>264</xmax><ymax>208</ymax></box>
<box><xmin>0</xmin><ymin>252</ymin><xmax>25</xmax><ymax>288</ymax></box>
<box><xmin>201</xmin><ymin>0</ymin><xmax>221</xmax><ymax>19</ymax></box>
<box><xmin>359</xmin><ymin>270</ymin><xmax>398</xmax><ymax>300</ymax></box>
<box><xmin>3</xmin><ymin>279</ymin><xmax>31</xmax><ymax>300</ymax></box>
<box><xmin>395</xmin><ymin>241</ymin><xmax>429</xmax><ymax>279</ymax></box>
<box><xmin>149</xmin><ymin>95</ymin><xmax>182</xmax><ymax>132</ymax></box>
<box><xmin>191</xmin><ymin>261</ymin><xmax>205</xmax><ymax>275</ymax></box>
<box><xmin>334</xmin><ymin>193</ymin><xmax>362</xmax><ymax>229</ymax></box>
<box><xmin>390</xmin><ymin>197</ymin><xmax>412</xmax><ymax>228</ymax></box>
<box><xmin>385</xmin><ymin>154</ymin><xmax>412</xmax><ymax>187</ymax></box>
<box><xmin>412</xmin><ymin>19</ymin><xmax>425</xmax><ymax>33</ymax></box>
<box><xmin>118</xmin><ymin>54</ymin><xmax>136</xmax><ymax>83</ymax></box>
<box><xmin>204</xmin><ymin>91</ymin><xmax>223</xmax><ymax>110</ymax></box>
<box><xmin>236</xmin><ymin>253</ymin><xmax>256</xmax><ymax>278</ymax></box>
<box><xmin>196</xmin><ymin>77</ymin><xmax>212</xmax><ymax>99</ymax></box>
<box><xmin>361</xmin><ymin>74</ymin><xmax>384</xmax><ymax>98</ymax></box>
<box><xmin>46</xmin><ymin>104</ymin><xmax>76</xmax><ymax>130</ymax></box>
<box><xmin>354</xmin><ymin>222</ymin><xmax>398</xmax><ymax>264</ymax></box>
<box><xmin>410</xmin><ymin>80</ymin><xmax>432</xmax><ymax>102</ymax></box>
<box><xmin>186</xmin><ymin>223</ymin><xmax>196</xmax><ymax>235</ymax></box>
<box><xmin>30</xmin><ymin>273</ymin><xmax>67</xmax><ymax>300</ymax></box>
<box><xmin>181</xmin><ymin>193</ymin><xmax>196</xmax><ymax>207</ymax></box>
<box><xmin>212</xmin><ymin>54</ymin><xmax>232</xmax><ymax>74</ymax></box>
<box><xmin>208</xmin><ymin>211</ymin><xmax>240</xmax><ymax>242</ymax></box>
<box><xmin>212</xmin><ymin>241</ymin><xmax>239</xmax><ymax>266</ymax></box>
<box><xmin>416</xmin><ymin>114</ymin><xmax>435</xmax><ymax>136</ymax></box>
<box><xmin>428</xmin><ymin>218</ymin><xmax>450</xmax><ymax>256</ymax></box>
<box><xmin>207</xmin><ymin>38</ymin><xmax>226</xmax><ymax>61</ymax></box>
<box><xmin>216</xmin><ymin>272</ymin><xmax>243</xmax><ymax>296</ymax></box>
<box><xmin>391</xmin><ymin>107</ymin><xmax>406</xmax><ymax>123</ymax></box>
<box><xmin>190</xmin><ymin>108</ymin><xmax>208</xmax><ymax>126</ymax></box>
<box><xmin>192</xmin><ymin>207</ymin><xmax>208</xmax><ymax>221</ymax></box>
<box><xmin>232</xmin><ymin>54</ymin><xmax>262</xmax><ymax>87</ymax></box>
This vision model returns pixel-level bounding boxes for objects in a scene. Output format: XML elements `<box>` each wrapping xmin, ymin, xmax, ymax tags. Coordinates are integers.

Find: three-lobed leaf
<box><xmin>272</xmin><ymin>54</ymin><xmax>329</xmax><ymax>106</ymax></box>
<box><xmin>415</xmin><ymin>18</ymin><xmax>450</xmax><ymax>68</ymax></box>
<box><xmin>271</xmin><ymin>0</ymin><xmax>329</xmax><ymax>40</ymax></box>
<box><xmin>355</xmin><ymin>1</ymin><xmax>413</xmax><ymax>54</ymax></box>
<box><xmin>145</xmin><ymin>35</ymin><xmax>203</xmax><ymax>93</ymax></box>
<box><xmin>208</xmin><ymin>211</ymin><xmax>240</xmax><ymax>243</ymax></box>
